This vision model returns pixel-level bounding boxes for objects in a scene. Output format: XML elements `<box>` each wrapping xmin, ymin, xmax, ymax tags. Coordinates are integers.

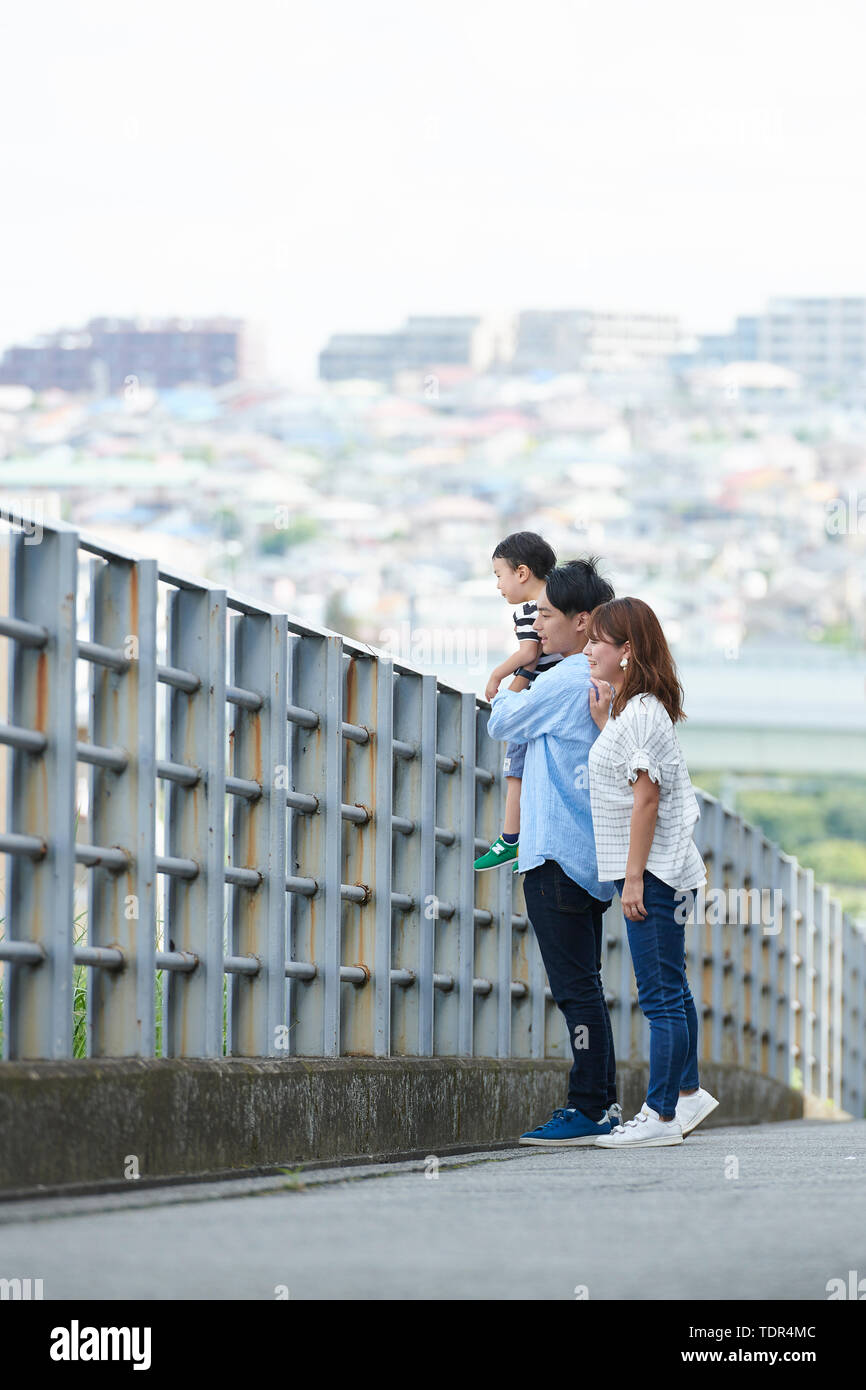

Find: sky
<box><xmin>2</xmin><ymin>0</ymin><xmax>866</xmax><ymax>385</ymax></box>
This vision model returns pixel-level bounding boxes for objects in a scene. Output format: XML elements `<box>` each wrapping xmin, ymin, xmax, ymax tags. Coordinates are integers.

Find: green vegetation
<box><xmin>0</xmin><ymin>907</ymin><xmax>230</xmax><ymax>1057</ymax></box>
<box><xmin>212</xmin><ymin>506</ymin><xmax>242</xmax><ymax>539</ymax></box>
<box><xmin>259</xmin><ymin>517</ymin><xmax>319</xmax><ymax>554</ymax></box>
<box><xmin>693</xmin><ymin>773</ymin><xmax>866</xmax><ymax>923</ymax></box>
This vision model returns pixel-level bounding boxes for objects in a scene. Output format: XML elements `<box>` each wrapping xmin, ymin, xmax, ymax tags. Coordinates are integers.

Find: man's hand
<box><xmin>588</xmin><ymin>677</ymin><xmax>613</xmax><ymax>730</ymax></box>
<box><xmin>621</xmin><ymin>873</ymin><xmax>647</xmax><ymax>921</ymax></box>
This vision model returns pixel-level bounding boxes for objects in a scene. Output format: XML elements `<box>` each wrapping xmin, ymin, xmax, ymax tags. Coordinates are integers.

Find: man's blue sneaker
<box><xmin>519</xmin><ymin>1107</ymin><xmax>613</xmax><ymax>1146</ymax></box>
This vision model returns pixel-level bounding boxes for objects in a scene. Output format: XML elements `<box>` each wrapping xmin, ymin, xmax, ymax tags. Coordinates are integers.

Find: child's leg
<box><xmin>503</xmin><ymin>776</ymin><xmax>522</xmax><ymax>837</ymax></box>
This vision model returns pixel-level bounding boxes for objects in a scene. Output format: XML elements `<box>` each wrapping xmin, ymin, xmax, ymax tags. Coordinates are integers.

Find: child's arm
<box><xmin>485</xmin><ymin>638</ymin><xmax>540</xmax><ymax>702</ymax></box>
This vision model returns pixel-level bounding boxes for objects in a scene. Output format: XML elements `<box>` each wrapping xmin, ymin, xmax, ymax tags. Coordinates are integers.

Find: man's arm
<box><xmin>487</xmin><ymin>665</ymin><xmax>583</xmax><ymax>743</ymax></box>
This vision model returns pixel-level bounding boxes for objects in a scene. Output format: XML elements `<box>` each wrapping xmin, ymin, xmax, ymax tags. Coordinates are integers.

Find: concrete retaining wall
<box><xmin>0</xmin><ymin>1057</ymin><xmax>804</xmax><ymax>1198</ymax></box>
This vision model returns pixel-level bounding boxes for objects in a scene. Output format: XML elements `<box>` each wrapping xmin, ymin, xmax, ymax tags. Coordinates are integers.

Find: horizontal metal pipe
<box><xmin>225</xmin><ymin>865</ymin><xmax>263</xmax><ymax>888</ymax></box>
<box><xmin>390</xmin><ymin>968</ymin><xmax>416</xmax><ymax>987</ymax></box>
<box><xmin>155</xmin><ymin>854</ymin><xmax>199</xmax><ymax>879</ymax></box>
<box><xmin>472</xmin><ymin>977</ymin><xmax>493</xmax><ymax>995</ymax></box>
<box><xmin>76</xmin><ymin>842</ymin><xmax>130</xmax><ymax>871</ymax></box>
<box><xmin>77</xmin><ymin>639</ymin><xmax>130</xmax><ymax>673</ymax></box>
<box><xmin>342</xmin><ymin>721</ymin><xmax>369</xmax><ymax>745</ymax></box>
<box><xmin>157</xmin><ymin>662</ymin><xmax>201</xmax><ymax>694</ymax></box>
<box><xmin>287</xmin><ymin>702</ymin><xmax>319</xmax><ymax>730</ymax></box>
<box><xmin>473</xmin><ymin>837</ymin><xmax>489</xmax><ymax>853</ymax></box>
<box><xmin>226</xmin><ymin>775</ymin><xmax>262</xmax><ymax>801</ymax></box>
<box><xmin>0</xmin><ymin>614</ymin><xmax>48</xmax><ymax>647</ymax></box>
<box><xmin>283</xmin><ymin>960</ymin><xmax>417</xmax><ymax>987</ymax></box>
<box><xmin>511</xmin><ymin>914</ymin><xmax>528</xmax><ymax>930</ymax></box>
<box><xmin>0</xmin><ymin>722</ymin><xmax>47</xmax><ymax>754</ymax></box>
<box><xmin>286</xmin><ymin>790</ymin><xmax>319</xmax><ymax>814</ymax></box>
<box><xmin>285</xmin><ymin>960</ymin><xmax>317</xmax><ymax>981</ymax></box>
<box><xmin>341</xmin><ymin>883</ymin><xmax>368</xmax><ymax>904</ymax></box>
<box><xmin>342</xmin><ymin>802</ymin><xmax>370</xmax><ymax>825</ymax></box>
<box><xmin>390</xmin><ymin>891</ymin><xmax>415</xmax><ymax>911</ymax></box>
<box><xmin>0</xmin><ymin>940</ymin><xmax>47</xmax><ymax>963</ymax></box>
<box><xmin>435</xmin><ymin>900</ymin><xmax>456</xmax><ymax>920</ymax></box>
<box><xmin>391</xmin><ymin>815</ymin><xmax>415</xmax><ymax>835</ymax></box>
<box><xmin>392</xmin><ymin>739</ymin><xmax>416</xmax><ymax>760</ymax></box>
<box><xmin>340</xmin><ymin>964</ymin><xmax>369</xmax><ymax>985</ymax></box>
<box><xmin>473</xmin><ymin>908</ymin><xmax>494</xmax><ymax>926</ymax></box>
<box><xmin>0</xmin><ymin>831</ymin><xmax>48</xmax><ymax>859</ymax></box>
<box><xmin>77</xmin><ymin>740</ymin><xmax>129</xmax><ymax>772</ymax></box>
<box><xmin>286</xmin><ymin>874</ymin><xmax>318</xmax><ymax>897</ymax></box>
<box><xmin>224</xmin><ymin>954</ymin><xmax>262</xmax><ymax>976</ymax></box>
<box><xmin>510</xmin><ymin>981</ymin><xmax>529</xmax><ymax>998</ymax></box>
<box><xmin>155</xmin><ymin>950</ymin><xmax>199</xmax><ymax>973</ymax></box>
<box><xmin>435</xmin><ymin>754</ymin><xmax>457</xmax><ymax>773</ymax></box>
<box><xmin>74</xmin><ymin>945</ymin><xmax>125</xmax><ymax>969</ymax></box>
<box><xmin>227</xmin><ymin>683</ymin><xmax>263</xmax><ymax>711</ymax></box>
<box><xmin>433</xmin><ymin>972</ymin><xmax>455</xmax><ymax>991</ymax></box>
<box><xmin>156</xmin><ymin>758</ymin><xmax>201</xmax><ymax>787</ymax></box>
<box><xmin>474</xmin><ymin>767</ymin><xmax>495</xmax><ymax>786</ymax></box>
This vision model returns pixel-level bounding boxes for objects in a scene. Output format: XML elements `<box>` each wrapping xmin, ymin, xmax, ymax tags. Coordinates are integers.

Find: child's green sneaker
<box><xmin>474</xmin><ymin>836</ymin><xmax>519</xmax><ymax>871</ymax></box>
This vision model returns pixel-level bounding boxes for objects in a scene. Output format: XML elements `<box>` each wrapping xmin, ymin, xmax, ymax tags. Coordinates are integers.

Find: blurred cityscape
<box><xmin>1</xmin><ymin>300</ymin><xmax>864</xmax><ymax>915</ymax></box>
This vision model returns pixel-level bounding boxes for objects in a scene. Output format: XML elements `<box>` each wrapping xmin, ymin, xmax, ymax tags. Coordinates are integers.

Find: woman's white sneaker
<box><xmin>675</xmin><ymin>1087</ymin><xmax>719</xmax><ymax>1135</ymax></box>
<box><xmin>595</xmin><ymin>1103</ymin><xmax>683</xmax><ymax>1147</ymax></box>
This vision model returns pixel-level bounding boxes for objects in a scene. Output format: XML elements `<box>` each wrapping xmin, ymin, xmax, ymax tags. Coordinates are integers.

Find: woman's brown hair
<box><xmin>586</xmin><ymin>596</ymin><xmax>686</xmax><ymax>723</ymax></box>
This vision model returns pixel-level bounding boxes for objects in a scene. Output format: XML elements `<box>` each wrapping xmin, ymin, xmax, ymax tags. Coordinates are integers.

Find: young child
<box><xmin>475</xmin><ymin>531</ymin><xmax>562</xmax><ymax>872</ymax></box>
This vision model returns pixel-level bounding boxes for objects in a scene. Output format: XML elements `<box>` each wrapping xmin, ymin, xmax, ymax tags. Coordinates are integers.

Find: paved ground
<box><xmin>1</xmin><ymin>1120</ymin><xmax>864</xmax><ymax>1300</ymax></box>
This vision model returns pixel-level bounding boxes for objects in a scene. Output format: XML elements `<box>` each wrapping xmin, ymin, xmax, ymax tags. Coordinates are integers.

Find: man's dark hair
<box><xmin>544</xmin><ymin>556</ymin><xmax>614</xmax><ymax>616</ymax></box>
<box><xmin>491</xmin><ymin>531</ymin><xmax>556</xmax><ymax>579</ymax></box>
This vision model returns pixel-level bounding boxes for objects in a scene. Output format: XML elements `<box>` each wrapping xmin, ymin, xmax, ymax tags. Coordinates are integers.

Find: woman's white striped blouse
<box><xmin>586</xmin><ymin>691</ymin><xmax>707</xmax><ymax>891</ymax></box>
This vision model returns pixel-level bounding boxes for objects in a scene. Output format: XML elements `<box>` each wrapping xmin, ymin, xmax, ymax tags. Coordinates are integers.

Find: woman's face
<box><xmin>583</xmin><ymin>630</ymin><xmax>628</xmax><ymax>685</ymax></box>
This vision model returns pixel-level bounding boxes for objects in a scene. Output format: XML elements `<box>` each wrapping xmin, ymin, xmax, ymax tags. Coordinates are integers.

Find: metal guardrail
<box><xmin>0</xmin><ymin>511</ymin><xmax>863</xmax><ymax>1117</ymax></box>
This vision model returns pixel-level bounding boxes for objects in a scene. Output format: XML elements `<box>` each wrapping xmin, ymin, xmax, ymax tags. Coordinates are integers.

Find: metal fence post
<box><xmin>4</xmin><ymin>525</ymin><xmax>78</xmax><ymax>1059</ymax></box>
<box><xmin>471</xmin><ymin>700</ymin><xmax>503</xmax><ymax>1057</ymax></box>
<box><xmin>163</xmin><ymin>583</ymin><xmax>227</xmax><ymax>1058</ymax></box>
<box><xmin>87</xmin><ymin>554</ymin><xmax>158</xmax><ymax>1057</ymax></box>
<box><xmin>228</xmin><ymin>604</ymin><xmax>288</xmax><ymax>1057</ymax></box>
<box><xmin>340</xmin><ymin>649</ymin><xmax>391</xmax><ymax>1055</ymax></box>
<box><xmin>390</xmin><ymin>668</ymin><xmax>436</xmax><ymax>1055</ymax></box>
<box><xmin>287</xmin><ymin>630</ymin><xmax>343</xmax><ymax>1056</ymax></box>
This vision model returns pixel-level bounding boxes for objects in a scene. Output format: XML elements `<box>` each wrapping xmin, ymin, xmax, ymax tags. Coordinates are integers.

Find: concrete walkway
<box><xmin>1</xmin><ymin>1120</ymin><xmax>864</xmax><ymax>1300</ymax></box>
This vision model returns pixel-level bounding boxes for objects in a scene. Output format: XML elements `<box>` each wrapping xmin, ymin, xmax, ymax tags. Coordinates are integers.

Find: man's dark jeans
<box><xmin>521</xmin><ymin>858</ymin><xmax>616</xmax><ymax>1121</ymax></box>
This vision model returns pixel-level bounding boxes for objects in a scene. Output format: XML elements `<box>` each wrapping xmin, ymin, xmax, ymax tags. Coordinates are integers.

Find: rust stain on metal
<box><xmin>34</xmin><ymin>651</ymin><xmax>48</xmax><ymax>731</ymax></box>
<box><xmin>129</xmin><ymin>562</ymin><xmax>138</xmax><ymax>628</ymax></box>
<box><xmin>252</xmin><ymin>710</ymin><xmax>262</xmax><ymax>783</ymax></box>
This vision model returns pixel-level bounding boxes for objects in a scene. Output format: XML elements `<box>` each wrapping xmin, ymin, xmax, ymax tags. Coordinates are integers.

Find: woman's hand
<box><xmin>588</xmin><ymin>677</ymin><xmax>612</xmax><ymax>730</ymax></box>
<box><xmin>621</xmin><ymin>872</ymin><xmax>648</xmax><ymax>921</ymax></box>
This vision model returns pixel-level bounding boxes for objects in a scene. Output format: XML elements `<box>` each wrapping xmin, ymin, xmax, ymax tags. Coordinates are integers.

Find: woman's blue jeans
<box><xmin>615</xmin><ymin>870</ymin><xmax>700</xmax><ymax>1117</ymax></box>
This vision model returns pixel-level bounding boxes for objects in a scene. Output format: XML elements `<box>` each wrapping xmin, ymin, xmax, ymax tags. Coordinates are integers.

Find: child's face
<box><xmin>493</xmin><ymin>558</ymin><xmax>526</xmax><ymax>604</ymax></box>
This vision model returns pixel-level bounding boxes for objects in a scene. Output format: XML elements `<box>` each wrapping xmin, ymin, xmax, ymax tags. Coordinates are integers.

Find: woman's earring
<box><xmin>619</xmin><ymin>655</ymin><xmax>629</xmax><ymax>670</ymax></box>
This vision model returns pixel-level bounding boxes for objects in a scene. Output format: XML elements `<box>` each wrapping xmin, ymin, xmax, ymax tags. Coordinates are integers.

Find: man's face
<box><xmin>534</xmin><ymin>588</ymin><xmax>585</xmax><ymax>656</ymax></box>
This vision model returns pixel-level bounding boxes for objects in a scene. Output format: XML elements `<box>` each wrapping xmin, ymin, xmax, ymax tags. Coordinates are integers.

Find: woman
<box><xmin>583</xmin><ymin>596</ymin><xmax>718</xmax><ymax>1149</ymax></box>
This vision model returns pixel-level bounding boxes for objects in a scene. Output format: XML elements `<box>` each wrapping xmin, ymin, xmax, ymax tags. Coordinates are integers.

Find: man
<box><xmin>487</xmin><ymin>557</ymin><xmax>620</xmax><ymax>1145</ymax></box>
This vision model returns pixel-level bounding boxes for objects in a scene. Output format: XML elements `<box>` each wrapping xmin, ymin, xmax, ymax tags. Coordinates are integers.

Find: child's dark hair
<box><xmin>492</xmin><ymin>531</ymin><xmax>557</xmax><ymax>579</ymax></box>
